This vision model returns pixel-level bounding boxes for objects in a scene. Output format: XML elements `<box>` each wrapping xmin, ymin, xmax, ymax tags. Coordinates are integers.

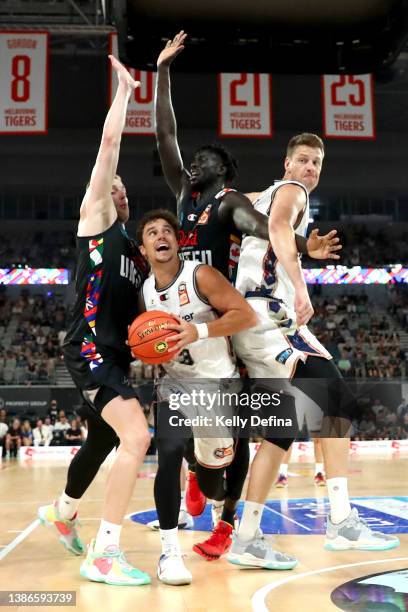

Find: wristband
<box><xmin>195</xmin><ymin>323</ymin><xmax>209</xmax><ymax>340</ymax></box>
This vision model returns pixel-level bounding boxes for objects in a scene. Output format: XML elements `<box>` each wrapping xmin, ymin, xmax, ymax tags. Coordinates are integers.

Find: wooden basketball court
<box><xmin>1</xmin><ymin>453</ymin><xmax>407</xmax><ymax>611</ymax></box>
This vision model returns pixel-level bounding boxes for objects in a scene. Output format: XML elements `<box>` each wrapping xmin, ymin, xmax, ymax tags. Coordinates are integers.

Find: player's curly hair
<box><xmin>136</xmin><ymin>208</ymin><xmax>179</xmax><ymax>245</ymax></box>
<box><xmin>194</xmin><ymin>143</ymin><xmax>238</xmax><ymax>184</ymax></box>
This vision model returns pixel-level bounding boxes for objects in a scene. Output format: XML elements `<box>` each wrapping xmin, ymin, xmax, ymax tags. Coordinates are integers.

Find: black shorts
<box><xmin>63</xmin><ymin>343</ymin><xmax>139</xmax><ymax>415</ymax></box>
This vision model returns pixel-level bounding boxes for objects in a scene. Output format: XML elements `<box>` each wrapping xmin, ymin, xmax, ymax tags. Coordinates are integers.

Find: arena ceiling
<box><xmin>113</xmin><ymin>0</ymin><xmax>408</xmax><ymax>74</ymax></box>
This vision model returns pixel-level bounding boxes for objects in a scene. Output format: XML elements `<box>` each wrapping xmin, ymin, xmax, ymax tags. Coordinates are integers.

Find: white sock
<box><xmin>58</xmin><ymin>491</ymin><xmax>80</xmax><ymax>520</ymax></box>
<box><xmin>237</xmin><ymin>501</ymin><xmax>264</xmax><ymax>541</ymax></box>
<box><xmin>280</xmin><ymin>464</ymin><xmax>288</xmax><ymax>477</ymax></box>
<box><xmin>160</xmin><ymin>527</ymin><xmax>180</xmax><ymax>555</ymax></box>
<box><xmin>315</xmin><ymin>463</ymin><xmax>324</xmax><ymax>475</ymax></box>
<box><xmin>94</xmin><ymin>520</ymin><xmax>122</xmax><ymax>553</ymax></box>
<box><xmin>326</xmin><ymin>477</ymin><xmax>351</xmax><ymax>524</ymax></box>
<box><xmin>180</xmin><ymin>490</ymin><xmax>186</xmax><ymax>512</ymax></box>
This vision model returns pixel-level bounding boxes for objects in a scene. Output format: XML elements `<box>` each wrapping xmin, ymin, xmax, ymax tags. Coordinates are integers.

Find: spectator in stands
<box><xmin>33</xmin><ymin>418</ymin><xmax>53</xmax><ymax>447</ymax></box>
<box><xmin>397</xmin><ymin>398</ymin><xmax>408</xmax><ymax>421</ymax></box>
<box><xmin>48</xmin><ymin>399</ymin><xmax>58</xmax><ymax>424</ymax></box>
<box><xmin>4</xmin><ymin>418</ymin><xmax>22</xmax><ymax>459</ymax></box>
<box><xmin>20</xmin><ymin>420</ymin><xmax>33</xmax><ymax>446</ymax></box>
<box><xmin>64</xmin><ymin>418</ymin><xmax>84</xmax><ymax>446</ymax></box>
<box><xmin>0</xmin><ymin>417</ymin><xmax>8</xmax><ymax>456</ymax></box>
<box><xmin>51</xmin><ymin>410</ymin><xmax>71</xmax><ymax>446</ymax></box>
<box><xmin>400</xmin><ymin>413</ymin><xmax>408</xmax><ymax>439</ymax></box>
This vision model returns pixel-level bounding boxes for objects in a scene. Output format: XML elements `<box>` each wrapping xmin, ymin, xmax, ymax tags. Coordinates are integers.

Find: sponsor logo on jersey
<box><xmin>197</xmin><ymin>204</ymin><xmax>212</xmax><ymax>225</ymax></box>
<box><xmin>180</xmin><ymin>249</ymin><xmax>212</xmax><ymax>265</ymax></box>
<box><xmin>155</xmin><ymin>340</ymin><xmax>168</xmax><ymax>354</ymax></box>
<box><xmin>276</xmin><ymin>348</ymin><xmax>293</xmax><ymax>364</ymax></box>
<box><xmin>178</xmin><ymin>282</ymin><xmax>190</xmax><ymax>306</ymax></box>
<box><xmin>179</xmin><ymin>228</ymin><xmax>198</xmax><ymax>248</ymax></box>
<box><xmin>187</xmin><ymin>213</ymin><xmax>197</xmax><ymax>221</ymax></box>
<box><xmin>159</xmin><ymin>292</ymin><xmax>169</xmax><ymax>301</ymax></box>
<box><xmin>214</xmin><ymin>445</ymin><xmax>234</xmax><ymax>459</ymax></box>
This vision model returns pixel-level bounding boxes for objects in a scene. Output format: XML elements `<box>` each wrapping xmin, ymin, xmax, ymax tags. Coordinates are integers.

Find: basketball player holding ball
<box><xmin>38</xmin><ymin>56</ymin><xmax>151</xmax><ymax>586</ymax></box>
<box><xmin>155</xmin><ymin>31</ymin><xmax>341</xmax><ymax>560</ymax></box>
<box><xmin>136</xmin><ymin>209</ymin><xmax>258</xmax><ymax>584</ymax></box>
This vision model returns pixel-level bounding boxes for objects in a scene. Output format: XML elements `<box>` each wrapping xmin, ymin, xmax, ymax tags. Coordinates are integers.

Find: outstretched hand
<box><xmin>157</xmin><ymin>30</ymin><xmax>187</xmax><ymax>67</ymax></box>
<box><xmin>109</xmin><ymin>55</ymin><xmax>140</xmax><ymax>90</ymax></box>
<box><xmin>307</xmin><ymin>229</ymin><xmax>342</xmax><ymax>260</ymax></box>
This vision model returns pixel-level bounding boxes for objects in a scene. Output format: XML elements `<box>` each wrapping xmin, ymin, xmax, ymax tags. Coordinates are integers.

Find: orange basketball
<box><xmin>128</xmin><ymin>310</ymin><xmax>179</xmax><ymax>364</ymax></box>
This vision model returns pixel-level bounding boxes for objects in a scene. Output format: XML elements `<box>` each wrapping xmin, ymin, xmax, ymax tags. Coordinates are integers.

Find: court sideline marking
<box><xmin>251</xmin><ymin>556</ymin><xmax>408</xmax><ymax>611</ymax></box>
<box><xmin>0</xmin><ymin>519</ymin><xmax>40</xmax><ymax>562</ymax></box>
<box><xmin>263</xmin><ymin>505</ymin><xmax>311</xmax><ymax>531</ymax></box>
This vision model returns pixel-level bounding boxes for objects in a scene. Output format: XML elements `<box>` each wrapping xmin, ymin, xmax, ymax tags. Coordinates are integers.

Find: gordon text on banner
<box><xmin>218</xmin><ymin>73</ymin><xmax>272</xmax><ymax>138</ymax></box>
<box><xmin>109</xmin><ymin>33</ymin><xmax>156</xmax><ymax>135</ymax></box>
<box><xmin>0</xmin><ymin>31</ymin><xmax>49</xmax><ymax>134</ymax></box>
<box><xmin>322</xmin><ymin>74</ymin><xmax>375</xmax><ymax>140</ymax></box>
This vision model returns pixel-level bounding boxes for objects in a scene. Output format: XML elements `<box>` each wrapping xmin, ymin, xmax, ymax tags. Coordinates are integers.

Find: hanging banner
<box><xmin>0</xmin><ymin>31</ymin><xmax>49</xmax><ymax>134</ymax></box>
<box><xmin>218</xmin><ymin>73</ymin><xmax>273</xmax><ymax>138</ymax></box>
<box><xmin>109</xmin><ymin>33</ymin><xmax>156</xmax><ymax>135</ymax></box>
<box><xmin>322</xmin><ymin>74</ymin><xmax>375</xmax><ymax>140</ymax></box>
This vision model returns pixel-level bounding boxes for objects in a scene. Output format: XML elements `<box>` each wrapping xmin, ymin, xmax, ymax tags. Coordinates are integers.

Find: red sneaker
<box><xmin>193</xmin><ymin>520</ymin><xmax>233</xmax><ymax>561</ymax></box>
<box><xmin>185</xmin><ymin>471</ymin><xmax>207</xmax><ymax>516</ymax></box>
<box><xmin>314</xmin><ymin>471</ymin><xmax>326</xmax><ymax>487</ymax></box>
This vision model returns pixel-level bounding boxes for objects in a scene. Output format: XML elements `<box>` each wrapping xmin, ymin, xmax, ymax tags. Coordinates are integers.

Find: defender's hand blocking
<box><xmin>306</xmin><ymin>228</ymin><xmax>342</xmax><ymax>260</ymax></box>
<box><xmin>165</xmin><ymin>312</ymin><xmax>199</xmax><ymax>355</ymax></box>
<box><xmin>157</xmin><ymin>30</ymin><xmax>187</xmax><ymax>67</ymax></box>
<box><xmin>108</xmin><ymin>55</ymin><xmax>140</xmax><ymax>90</ymax></box>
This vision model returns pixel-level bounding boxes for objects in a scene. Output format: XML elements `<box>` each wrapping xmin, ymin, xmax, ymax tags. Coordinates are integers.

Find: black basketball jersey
<box><xmin>178</xmin><ymin>188</ymin><xmax>241</xmax><ymax>281</ymax></box>
<box><xmin>64</xmin><ymin>220</ymin><xmax>148</xmax><ymax>362</ymax></box>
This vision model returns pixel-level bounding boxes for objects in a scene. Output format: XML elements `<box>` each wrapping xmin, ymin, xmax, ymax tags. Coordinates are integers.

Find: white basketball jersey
<box><xmin>142</xmin><ymin>260</ymin><xmax>236</xmax><ymax>378</ymax></box>
<box><xmin>235</xmin><ymin>180</ymin><xmax>309</xmax><ymax>318</ymax></box>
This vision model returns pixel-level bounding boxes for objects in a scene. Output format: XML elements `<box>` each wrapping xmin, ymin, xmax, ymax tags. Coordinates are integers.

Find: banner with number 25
<box><xmin>0</xmin><ymin>31</ymin><xmax>49</xmax><ymax>134</ymax></box>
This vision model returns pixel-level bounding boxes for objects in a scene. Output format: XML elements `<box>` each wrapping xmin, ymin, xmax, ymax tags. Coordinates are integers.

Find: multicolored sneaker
<box><xmin>147</xmin><ymin>509</ymin><xmax>194</xmax><ymax>531</ymax></box>
<box><xmin>157</xmin><ymin>549</ymin><xmax>192</xmax><ymax>585</ymax></box>
<box><xmin>325</xmin><ymin>508</ymin><xmax>400</xmax><ymax>551</ymax></box>
<box><xmin>228</xmin><ymin>530</ymin><xmax>298</xmax><ymax>570</ymax></box>
<box><xmin>80</xmin><ymin>539</ymin><xmax>151</xmax><ymax>586</ymax></box>
<box><xmin>38</xmin><ymin>500</ymin><xmax>85</xmax><ymax>556</ymax></box>
<box><xmin>275</xmin><ymin>474</ymin><xmax>288</xmax><ymax>488</ymax></box>
<box><xmin>314</xmin><ymin>472</ymin><xmax>326</xmax><ymax>487</ymax></box>
<box><xmin>185</xmin><ymin>471</ymin><xmax>207</xmax><ymax>516</ymax></box>
<box><xmin>193</xmin><ymin>520</ymin><xmax>233</xmax><ymax>561</ymax></box>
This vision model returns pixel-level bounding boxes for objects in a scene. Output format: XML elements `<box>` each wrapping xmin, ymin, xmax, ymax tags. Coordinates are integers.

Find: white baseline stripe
<box><xmin>0</xmin><ymin>519</ymin><xmax>40</xmax><ymax>562</ymax></box>
<box><xmin>251</xmin><ymin>556</ymin><xmax>408</xmax><ymax>612</ymax></box>
<box><xmin>263</xmin><ymin>505</ymin><xmax>311</xmax><ymax>532</ymax></box>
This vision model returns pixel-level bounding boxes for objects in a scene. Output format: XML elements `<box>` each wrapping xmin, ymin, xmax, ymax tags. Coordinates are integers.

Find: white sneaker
<box><xmin>325</xmin><ymin>508</ymin><xmax>400</xmax><ymax>551</ymax></box>
<box><xmin>157</xmin><ymin>548</ymin><xmax>192</xmax><ymax>586</ymax></box>
<box><xmin>147</xmin><ymin>509</ymin><xmax>194</xmax><ymax>531</ymax></box>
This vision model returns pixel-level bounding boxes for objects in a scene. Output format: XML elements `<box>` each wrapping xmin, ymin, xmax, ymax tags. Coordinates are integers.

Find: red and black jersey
<box><xmin>178</xmin><ymin>188</ymin><xmax>241</xmax><ymax>282</ymax></box>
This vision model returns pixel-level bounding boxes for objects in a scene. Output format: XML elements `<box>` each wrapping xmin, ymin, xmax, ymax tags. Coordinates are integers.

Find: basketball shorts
<box><xmin>63</xmin><ymin>343</ymin><xmax>139</xmax><ymax>415</ymax></box>
<box><xmin>155</xmin><ymin>377</ymin><xmax>238</xmax><ymax>469</ymax></box>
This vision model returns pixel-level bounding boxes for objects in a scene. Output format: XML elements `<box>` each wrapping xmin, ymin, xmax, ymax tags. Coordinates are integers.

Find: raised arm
<box><xmin>155</xmin><ymin>31</ymin><xmax>189</xmax><ymax>201</ymax></box>
<box><xmin>219</xmin><ymin>192</ymin><xmax>342</xmax><ymax>259</ymax></box>
<box><xmin>268</xmin><ymin>184</ymin><xmax>314</xmax><ymax>326</ymax></box>
<box><xmin>166</xmin><ymin>266</ymin><xmax>258</xmax><ymax>352</ymax></box>
<box><xmin>78</xmin><ymin>55</ymin><xmax>139</xmax><ymax>237</ymax></box>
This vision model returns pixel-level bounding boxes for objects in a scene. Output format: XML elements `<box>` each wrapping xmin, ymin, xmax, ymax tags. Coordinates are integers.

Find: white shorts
<box><xmin>232</xmin><ymin>297</ymin><xmax>332</xmax><ymax>380</ymax></box>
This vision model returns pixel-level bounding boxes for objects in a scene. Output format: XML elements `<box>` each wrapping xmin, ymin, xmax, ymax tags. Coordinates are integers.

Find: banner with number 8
<box><xmin>0</xmin><ymin>31</ymin><xmax>49</xmax><ymax>134</ymax></box>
